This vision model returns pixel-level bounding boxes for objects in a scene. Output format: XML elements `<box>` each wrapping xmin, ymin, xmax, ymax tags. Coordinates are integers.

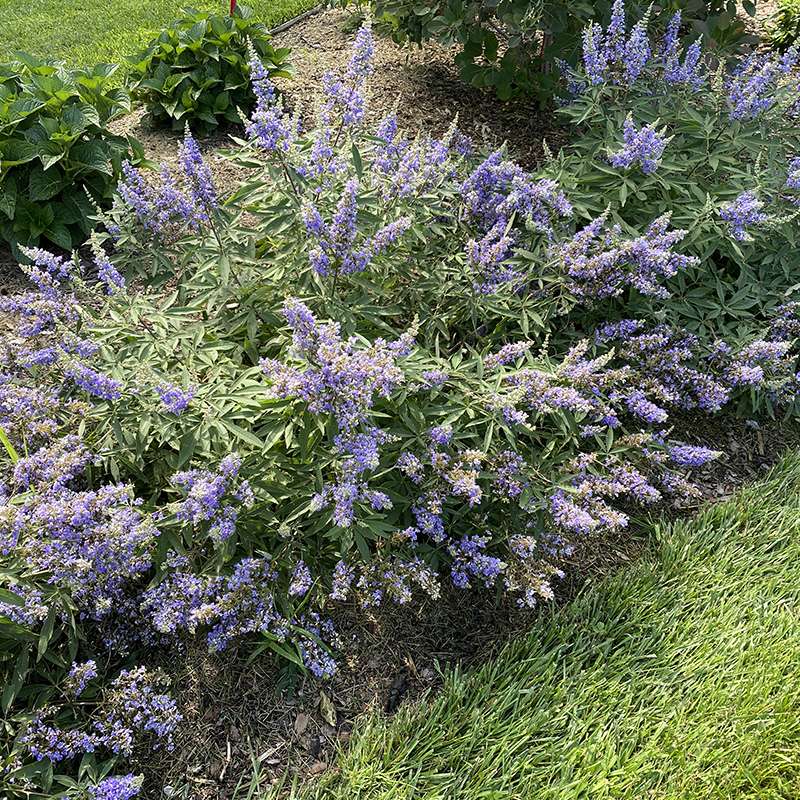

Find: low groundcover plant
<box><xmin>2</xmin><ymin>5</ymin><xmax>800</xmax><ymax>797</ymax></box>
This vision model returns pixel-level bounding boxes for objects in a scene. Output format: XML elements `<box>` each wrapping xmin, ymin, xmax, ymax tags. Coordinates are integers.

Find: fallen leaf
<box><xmin>319</xmin><ymin>690</ymin><xmax>337</xmax><ymax>727</ymax></box>
<box><xmin>294</xmin><ymin>712</ymin><xmax>310</xmax><ymax>735</ymax></box>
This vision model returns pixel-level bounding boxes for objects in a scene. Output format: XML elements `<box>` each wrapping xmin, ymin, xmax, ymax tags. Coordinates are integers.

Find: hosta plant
<box><xmin>0</xmin><ymin>54</ymin><xmax>140</xmax><ymax>255</ymax></box>
<box><xmin>127</xmin><ymin>5</ymin><xmax>293</xmax><ymax>134</ymax></box>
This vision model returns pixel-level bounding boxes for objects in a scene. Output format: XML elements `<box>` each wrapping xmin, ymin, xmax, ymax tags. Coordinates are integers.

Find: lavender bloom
<box><xmin>0</xmin><ymin>287</ymin><xmax>79</xmax><ymax>338</ymax></box>
<box><xmin>661</xmin><ymin>10</ymin><xmax>681</xmax><ymax>60</ymax></box>
<box><xmin>296</xmin><ymin>613</ymin><xmax>339</xmax><ymax>678</ymax></box>
<box><xmin>178</xmin><ymin>130</ymin><xmax>218</xmax><ymax>219</ymax></box>
<box><xmin>365</xmin><ymin>217</ymin><xmax>413</xmax><ymax>257</ymax></box>
<box><xmin>0</xmin><ymin>376</ymin><xmax>84</xmax><ymax>446</ymax></box>
<box><xmin>483</xmin><ymin>341</ymin><xmax>532</xmax><ymax>369</ymax></box>
<box><xmin>768</xmin><ymin>301</ymin><xmax>800</xmax><ymax>341</ymax></box>
<box><xmin>582</xmin><ymin>23</ymin><xmax>608</xmax><ymax>85</ymax></box>
<box><xmin>662</xmin><ymin>14</ymin><xmax>705</xmax><ymax>91</ymax></box>
<box><xmin>468</xmin><ymin>221</ymin><xmax>519</xmax><ymax>295</ymax></box>
<box><xmin>719</xmin><ymin>191</ymin><xmax>769</xmax><ymax>241</ymax></box>
<box><xmin>118</xmin><ymin>161</ymin><xmax>155</xmax><ymax>230</ymax></box>
<box><xmin>330</xmin><ymin>559</ymin><xmax>355</xmax><ymax>601</ymax></box>
<box><xmin>197</xmin><ymin>558</ymin><xmax>285</xmax><ymax>652</ymax></box>
<box><xmin>591</xmin><ymin>319</ymin><xmax>796</xmax><ymax>413</ymax></box>
<box><xmin>141</xmin><ymin>556</ymin><xmax>287</xmax><ymax>654</ymax></box>
<box><xmin>262</xmin><ymin>300</ymin><xmax>413</xmax><ymax>528</ymax></box>
<box><xmin>22</xmin><ymin>716</ymin><xmax>97</xmax><ymax>762</ymax></box>
<box><xmin>660</xmin><ymin>10</ymin><xmax>705</xmax><ymax>89</ymax></box>
<box><xmin>608</xmin><ymin>116</ymin><xmax>669</xmax><ymax>174</ymax></box>
<box><xmin>140</xmin><ymin>555</ymin><xmax>219</xmax><ymax>635</ymax></box>
<box><xmin>492</xmin><ymin>450</ymin><xmax>526</xmax><ymax>498</ymax></box>
<box><xmin>420</xmin><ymin>369</ymin><xmax>449</xmax><ymax>389</ymax></box>
<box><xmin>555</xmin><ymin>58</ymin><xmax>587</xmax><ymax>97</ymax></box>
<box><xmin>3</xmin><ymin>482</ymin><xmax>157</xmax><ymax>618</ymax></box>
<box><xmin>302</xmin><ymin>179</ymin><xmax>410</xmax><ymax>277</ymax></box>
<box><xmin>246</xmin><ymin>48</ymin><xmax>297</xmax><ymax>153</ymax></box>
<box><xmin>623</xmin><ymin>21</ymin><xmax>651</xmax><ymax>84</ymax></box>
<box><xmin>397</xmin><ymin>451</ymin><xmax>425</xmax><ymax>483</ymax></box>
<box><xmin>724</xmin><ymin>340</ymin><xmax>792</xmax><ymax>387</ymax></box>
<box><xmin>93</xmin><ymin>667</ymin><xmax>182</xmax><ymax>755</ymax></box>
<box><xmin>669</xmin><ymin>39</ymin><xmax>705</xmax><ymax>90</ymax></box>
<box><xmin>262</xmin><ymin>299</ymin><xmax>411</xmax><ymax>433</ymax></box>
<box><xmin>379</xmin><ymin>134</ymin><xmax>459</xmax><ymax>201</ymax></box>
<box><xmin>171</xmin><ymin>455</ymin><xmax>251</xmax><ymax>543</ymax></box>
<box><xmin>604</xmin><ymin>0</ymin><xmax>627</xmax><ymax>64</ymax></box>
<box><xmin>289</xmin><ymin>560</ymin><xmax>312</xmax><ymax>597</ymax></box>
<box><xmin>555</xmin><ymin>212</ymin><xmax>697</xmax><ymax>301</ymax></box>
<box><xmin>89</xmin><ymin>775</ymin><xmax>142</xmax><ymax>800</ymax></box>
<box><xmin>66</xmin><ymin>660</ymin><xmax>98</xmax><ymax>697</ymax></box>
<box><xmin>462</xmin><ymin>151</ymin><xmax>572</xmax><ymax>236</ymax></box>
<box><xmin>0</xmin><ymin>582</ymin><xmax>49</xmax><ymax>626</ymax></box>
<box><xmin>11</xmin><ymin>436</ymin><xmax>94</xmax><ymax>492</ymax></box>
<box><xmin>668</xmin><ymin>444</ymin><xmax>720</xmax><ymax>467</ymax></box>
<box><xmin>428</xmin><ymin>425</ymin><xmax>453</xmax><ymax>446</ymax></box>
<box><xmin>449</xmin><ymin>534</ymin><xmax>506</xmax><ymax>589</ymax></box>
<box><xmin>787</xmin><ymin>157</ymin><xmax>800</xmax><ymax>191</ymax></box>
<box><xmin>20</xmin><ymin>247</ymin><xmax>72</xmax><ymax>286</ymax></box>
<box><xmin>154</xmin><ymin>164</ymin><xmax>200</xmax><ymax>231</ymax></box>
<box><xmin>355</xmin><ymin>556</ymin><xmax>440</xmax><ymax>608</ymax></box>
<box><xmin>64</xmin><ymin>363</ymin><xmax>123</xmax><ymax>401</ymax></box>
<box><xmin>156</xmin><ymin>383</ymin><xmax>196</xmax><ymax>415</ymax></box>
<box><xmin>624</xmin><ymin>389</ymin><xmax>668</xmax><ymax>423</ymax></box>
<box><xmin>412</xmin><ymin>498</ymin><xmax>445</xmax><ymax>542</ymax></box>
<box><xmin>117</xmin><ymin>159</ymin><xmax>203</xmax><ymax>237</ymax></box>
<box><xmin>461</xmin><ymin>155</ymin><xmax>569</xmax><ymax>294</ymax></box>
<box><xmin>94</xmin><ymin>252</ymin><xmax>125</xmax><ymax>294</ymax></box>
<box><xmin>726</xmin><ymin>50</ymin><xmax>796</xmax><ymax>120</ymax></box>
<box><xmin>374</xmin><ymin>114</ymin><xmax>408</xmax><ymax>174</ymax></box>
<box><xmin>347</xmin><ymin>22</ymin><xmax>375</xmax><ymax>80</ymax></box>
<box><xmin>317</xmin><ymin>21</ymin><xmax>374</xmax><ymax>134</ymax></box>
<box><xmin>301</xmin><ymin>122</ymin><xmax>342</xmax><ymax>182</ymax></box>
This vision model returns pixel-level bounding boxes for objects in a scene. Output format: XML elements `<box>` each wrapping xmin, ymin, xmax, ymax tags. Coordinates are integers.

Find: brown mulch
<box><xmin>0</xmin><ymin>249</ymin><xmax>26</xmax><ymax>295</ymax></box>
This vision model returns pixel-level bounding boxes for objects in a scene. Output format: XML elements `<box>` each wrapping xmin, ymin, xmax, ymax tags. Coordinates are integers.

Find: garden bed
<box><xmin>3</xmin><ymin>4</ymin><xmax>800</xmax><ymax>800</ymax></box>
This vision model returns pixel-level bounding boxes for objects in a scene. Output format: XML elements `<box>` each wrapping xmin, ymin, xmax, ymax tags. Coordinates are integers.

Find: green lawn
<box><xmin>0</xmin><ymin>0</ymin><xmax>315</xmax><ymax>68</ymax></box>
<box><xmin>290</xmin><ymin>454</ymin><xmax>800</xmax><ymax>800</ymax></box>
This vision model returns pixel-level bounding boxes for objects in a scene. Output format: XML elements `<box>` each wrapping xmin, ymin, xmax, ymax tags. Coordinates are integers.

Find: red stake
<box><xmin>230</xmin><ymin>0</ymin><xmax>237</xmax><ymax>14</ymax></box>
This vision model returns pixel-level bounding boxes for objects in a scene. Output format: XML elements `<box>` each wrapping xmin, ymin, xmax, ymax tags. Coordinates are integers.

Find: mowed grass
<box><xmin>0</xmin><ymin>0</ymin><xmax>316</xmax><ymax>68</ymax></box>
<box><xmin>288</xmin><ymin>454</ymin><xmax>800</xmax><ymax>800</ymax></box>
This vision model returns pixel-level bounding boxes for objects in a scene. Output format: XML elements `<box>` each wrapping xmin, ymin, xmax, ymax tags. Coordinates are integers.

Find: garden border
<box><xmin>269</xmin><ymin>4</ymin><xmax>324</xmax><ymax>35</ymax></box>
